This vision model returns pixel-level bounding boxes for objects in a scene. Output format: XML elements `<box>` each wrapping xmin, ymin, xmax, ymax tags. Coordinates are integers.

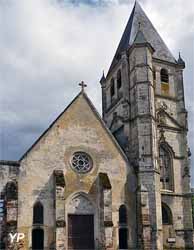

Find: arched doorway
<box><xmin>119</xmin><ymin>205</ymin><xmax>128</xmax><ymax>249</ymax></box>
<box><xmin>162</xmin><ymin>203</ymin><xmax>173</xmax><ymax>247</ymax></box>
<box><xmin>67</xmin><ymin>193</ymin><xmax>95</xmax><ymax>250</ymax></box>
<box><xmin>32</xmin><ymin>228</ymin><xmax>44</xmax><ymax>250</ymax></box>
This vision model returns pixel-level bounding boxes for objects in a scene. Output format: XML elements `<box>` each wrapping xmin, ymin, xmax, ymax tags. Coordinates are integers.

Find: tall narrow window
<box><xmin>119</xmin><ymin>205</ymin><xmax>128</xmax><ymax>249</ymax></box>
<box><xmin>159</xmin><ymin>145</ymin><xmax>173</xmax><ymax>191</ymax></box>
<box><xmin>110</xmin><ymin>78</ymin><xmax>115</xmax><ymax>102</ymax></box>
<box><xmin>160</xmin><ymin>68</ymin><xmax>169</xmax><ymax>83</ymax></box>
<box><xmin>32</xmin><ymin>228</ymin><xmax>44</xmax><ymax>250</ymax></box>
<box><xmin>6</xmin><ymin>182</ymin><xmax>17</xmax><ymax>200</ymax></box>
<box><xmin>33</xmin><ymin>202</ymin><xmax>43</xmax><ymax>224</ymax></box>
<box><xmin>153</xmin><ymin>67</ymin><xmax>156</xmax><ymax>81</ymax></box>
<box><xmin>117</xmin><ymin>70</ymin><xmax>122</xmax><ymax>89</ymax></box>
<box><xmin>160</xmin><ymin>69</ymin><xmax>169</xmax><ymax>95</ymax></box>
<box><xmin>119</xmin><ymin>204</ymin><xmax>127</xmax><ymax>224</ymax></box>
<box><xmin>162</xmin><ymin>203</ymin><xmax>172</xmax><ymax>225</ymax></box>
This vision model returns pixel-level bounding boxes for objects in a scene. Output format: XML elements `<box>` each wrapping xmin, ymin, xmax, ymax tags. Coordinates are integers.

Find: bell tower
<box><xmin>100</xmin><ymin>2</ymin><xmax>193</xmax><ymax>250</ymax></box>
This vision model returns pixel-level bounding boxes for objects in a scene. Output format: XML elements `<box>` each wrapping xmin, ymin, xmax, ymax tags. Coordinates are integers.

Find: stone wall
<box><xmin>0</xmin><ymin>161</ymin><xmax>19</xmax><ymax>249</ymax></box>
<box><xmin>17</xmin><ymin>93</ymin><xmax>137</xmax><ymax>250</ymax></box>
<box><xmin>102</xmin><ymin>35</ymin><xmax>193</xmax><ymax>249</ymax></box>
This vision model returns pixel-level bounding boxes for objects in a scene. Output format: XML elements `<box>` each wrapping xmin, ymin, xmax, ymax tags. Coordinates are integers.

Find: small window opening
<box><xmin>33</xmin><ymin>202</ymin><xmax>43</xmax><ymax>224</ymax></box>
<box><xmin>117</xmin><ymin>70</ymin><xmax>122</xmax><ymax>89</ymax></box>
<box><xmin>6</xmin><ymin>182</ymin><xmax>17</xmax><ymax>200</ymax></box>
<box><xmin>153</xmin><ymin>67</ymin><xmax>156</xmax><ymax>81</ymax></box>
<box><xmin>119</xmin><ymin>205</ymin><xmax>127</xmax><ymax>224</ymax></box>
<box><xmin>160</xmin><ymin>68</ymin><xmax>169</xmax><ymax>83</ymax></box>
<box><xmin>110</xmin><ymin>79</ymin><xmax>115</xmax><ymax>101</ymax></box>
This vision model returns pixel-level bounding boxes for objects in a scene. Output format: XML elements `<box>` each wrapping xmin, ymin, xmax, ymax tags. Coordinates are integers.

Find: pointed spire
<box><xmin>107</xmin><ymin>1</ymin><xmax>176</xmax><ymax>76</ymax></box>
<box><xmin>177</xmin><ymin>52</ymin><xmax>185</xmax><ymax>68</ymax></box>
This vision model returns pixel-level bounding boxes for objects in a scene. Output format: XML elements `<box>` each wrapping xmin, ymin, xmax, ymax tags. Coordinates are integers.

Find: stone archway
<box><xmin>162</xmin><ymin>203</ymin><xmax>174</xmax><ymax>248</ymax></box>
<box><xmin>66</xmin><ymin>193</ymin><xmax>95</xmax><ymax>250</ymax></box>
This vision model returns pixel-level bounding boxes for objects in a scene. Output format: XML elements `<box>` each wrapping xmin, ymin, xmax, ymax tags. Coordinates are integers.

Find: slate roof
<box><xmin>107</xmin><ymin>1</ymin><xmax>176</xmax><ymax>76</ymax></box>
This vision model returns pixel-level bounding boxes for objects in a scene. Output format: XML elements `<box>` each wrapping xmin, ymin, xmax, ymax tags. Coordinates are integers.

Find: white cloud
<box><xmin>0</xmin><ymin>0</ymin><xmax>194</xmax><ymax>184</ymax></box>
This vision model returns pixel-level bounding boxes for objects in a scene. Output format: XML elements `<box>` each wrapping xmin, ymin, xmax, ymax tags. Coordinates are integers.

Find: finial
<box><xmin>177</xmin><ymin>51</ymin><xmax>185</xmax><ymax>68</ymax></box>
<box><xmin>79</xmin><ymin>81</ymin><xmax>87</xmax><ymax>92</ymax></box>
<box><xmin>100</xmin><ymin>70</ymin><xmax>106</xmax><ymax>84</ymax></box>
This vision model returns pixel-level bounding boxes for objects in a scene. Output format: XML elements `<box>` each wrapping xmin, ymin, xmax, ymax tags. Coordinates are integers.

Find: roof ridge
<box><xmin>107</xmin><ymin>2</ymin><xmax>136</xmax><ymax>76</ymax></box>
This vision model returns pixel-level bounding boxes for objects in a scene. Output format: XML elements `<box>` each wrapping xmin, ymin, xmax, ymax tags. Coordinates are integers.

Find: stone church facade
<box><xmin>0</xmin><ymin>2</ymin><xmax>193</xmax><ymax>250</ymax></box>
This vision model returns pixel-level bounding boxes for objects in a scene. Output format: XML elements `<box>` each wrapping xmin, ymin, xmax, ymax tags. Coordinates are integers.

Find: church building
<box><xmin>0</xmin><ymin>2</ymin><xmax>193</xmax><ymax>250</ymax></box>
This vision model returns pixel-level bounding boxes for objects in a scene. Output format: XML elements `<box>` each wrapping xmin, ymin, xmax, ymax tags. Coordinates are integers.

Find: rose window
<box><xmin>71</xmin><ymin>152</ymin><xmax>92</xmax><ymax>173</ymax></box>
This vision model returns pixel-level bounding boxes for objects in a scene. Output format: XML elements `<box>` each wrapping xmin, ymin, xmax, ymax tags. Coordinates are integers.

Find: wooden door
<box><xmin>68</xmin><ymin>214</ymin><xmax>94</xmax><ymax>250</ymax></box>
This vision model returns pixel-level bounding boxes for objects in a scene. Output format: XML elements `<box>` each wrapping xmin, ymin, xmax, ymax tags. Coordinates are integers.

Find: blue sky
<box><xmin>0</xmin><ymin>0</ymin><xmax>194</xmax><ymax>184</ymax></box>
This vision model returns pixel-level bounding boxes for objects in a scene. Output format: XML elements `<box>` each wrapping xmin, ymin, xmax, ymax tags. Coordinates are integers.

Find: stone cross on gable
<box><xmin>79</xmin><ymin>81</ymin><xmax>87</xmax><ymax>92</ymax></box>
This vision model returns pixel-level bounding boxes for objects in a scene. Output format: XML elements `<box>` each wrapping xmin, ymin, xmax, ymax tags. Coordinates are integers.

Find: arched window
<box><xmin>6</xmin><ymin>182</ymin><xmax>17</xmax><ymax>200</ymax></box>
<box><xmin>160</xmin><ymin>68</ymin><xmax>169</xmax><ymax>83</ymax></box>
<box><xmin>119</xmin><ymin>205</ymin><xmax>128</xmax><ymax>249</ymax></box>
<box><xmin>110</xmin><ymin>78</ymin><xmax>115</xmax><ymax>101</ymax></box>
<box><xmin>119</xmin><ymin>204</ymin><xmax>127</xmax><ymax>224</ymax></box>
<box><xmin>159</xmin><ymin>145</ymin><xmax>173</xmax><ymax>191</ymax></box>
<box><xmin>162</xmin><ymin>203</ymin><xmax>172</xmax><ymax>225</ymax></box>
<box><xmin>33</xmin><ymin>202</ymin><xmax>43</xmax><ymax>224</ymax></box>
<box><xmin>117</xmin><ymin>70</ymin><xmax>122</xmax><ymax>89</ymax></box>
<box><xmin>32</xmin><ymin>228</ymin><xmax>44</xmax><ymax>250</ymax></box>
